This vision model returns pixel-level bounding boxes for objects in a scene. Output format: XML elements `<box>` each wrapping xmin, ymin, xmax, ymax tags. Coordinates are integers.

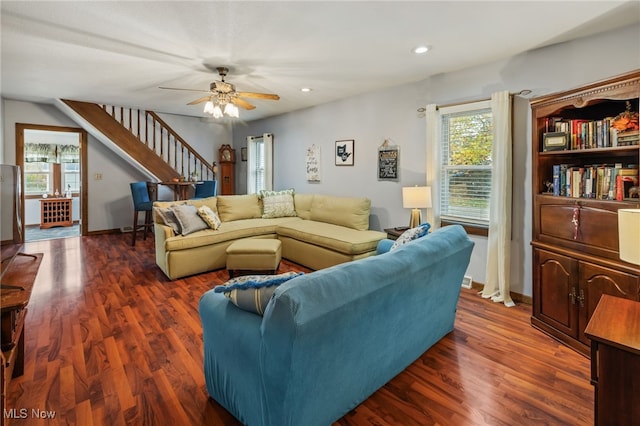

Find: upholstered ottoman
<box><xmin>226</xmin><ymin>239</ymin><xmax>282</xmax><ymax>278</ymax></box>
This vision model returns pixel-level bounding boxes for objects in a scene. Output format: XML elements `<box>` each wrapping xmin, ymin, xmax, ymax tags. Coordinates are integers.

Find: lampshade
<box><xmin>618</xmin><ymin>209</ymin><xmax>640</xmax><ymax>265</ymax></box>
<box><xmin>402</xmin><ymin>186</ymin><xmax>432</xmax><ymax>209</ymax></box>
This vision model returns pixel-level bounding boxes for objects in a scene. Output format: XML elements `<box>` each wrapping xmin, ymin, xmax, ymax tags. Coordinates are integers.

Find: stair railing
<box><xmin>101</xmin><ymin>105</ymin><xmax>216</xmax><ymax>181</ymax></box>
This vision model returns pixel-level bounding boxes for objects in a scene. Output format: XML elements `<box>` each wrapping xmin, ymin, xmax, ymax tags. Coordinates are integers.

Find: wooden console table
<box><xmin>584</xmin><ymin>295</ymin><xmax>640</xmax><ymax>425</ymax></box>
<box><xmin>1</xmin><ymin>252</ymin><xmax>43</xmax><ymax>414</ymax></box>
<box><xmin>40</xmin><ymin>197</ymin><xmax>72</xmax><ymax>228</ymax></box>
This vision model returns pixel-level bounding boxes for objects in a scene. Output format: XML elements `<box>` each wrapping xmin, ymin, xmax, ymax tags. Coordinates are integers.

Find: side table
<box><xmin>384</xmin><ymin>227</ymin><xmax>409</xmax><ymax>241</ymax></box>
<box><xmin>584</xmin><ymin>294</ymin><xmax>640</xmax><ymax>426</ymax></box>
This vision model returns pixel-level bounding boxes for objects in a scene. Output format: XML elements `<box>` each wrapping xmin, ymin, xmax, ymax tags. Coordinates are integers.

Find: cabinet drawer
<box><xmin>539</xmin><ymin>201</ymin><xmax>619</xmax><ymax>254</ymax></box>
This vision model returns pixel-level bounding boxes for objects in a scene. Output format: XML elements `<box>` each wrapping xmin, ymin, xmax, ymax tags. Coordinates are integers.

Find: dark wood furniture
<box><xmin>530</xmin><ymin>70</ymin><xmax>640</xmax><ymax>357</ymax></box>
<box><xmin>584</xmin><ymin>295</ymin><xmax>640</xmax><ymax>425</ymax></box>
<box><xmin>158</xmin><ymin>180</ymin><xmax>196</xmax><ymax>201</ymax></box>
<box><xmin>1</xmin><ymin>251</ymin><xmax>43</xmax><ymax>415</ymax></box>
<box><xmin>384</xmin><ymin>227</ymin><xmax>408</xmax><ymax>240</ymax></box>
<box><xmin>219</xmin><ymin>144</ymin><xmax>235</xmax><ymax>195</ymax></box>
<box><xmin>39</xmin><ymin>197</ymin><xmax>72</xmax><ymax>228</ymax></box>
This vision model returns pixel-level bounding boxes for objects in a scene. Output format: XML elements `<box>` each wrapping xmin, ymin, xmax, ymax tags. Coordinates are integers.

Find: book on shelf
<box><xmin>548</xmin><ymin>163</ymin><xmax>638</xmax><ymax>200</ymax></box>
<box><xmin>617</xmin><ymin>130</ymin><xmax>639</xmax><ymax>146</ymax></box>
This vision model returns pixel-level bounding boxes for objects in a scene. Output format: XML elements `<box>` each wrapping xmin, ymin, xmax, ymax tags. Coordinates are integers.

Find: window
<box><xmin>252</xmin><ymin>139</ymin><xmax>266</xmax><ymax>193</ymax></box>
<box><xmin>246</xmin><ymin>133</ymin><xmax>273</xmax><ymax>194</ymax></box>
<box><xmin>439</xmin><ymin>100</ymin><xmax>492</xmax><ymax>226</ymax></box>
<box><xmin>24</xmin><ymin>162</ymin><xmax>51</xmax><ymax>194</ymax></box>
<box><xmin>63</xmin><ymin>163</ymin><xmax>80</xmax><ymax>192</ymax></box>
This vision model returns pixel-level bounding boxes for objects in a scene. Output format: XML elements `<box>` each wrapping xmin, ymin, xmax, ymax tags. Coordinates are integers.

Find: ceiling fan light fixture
<box><xmin>203</xmin><ymin>100</ymin><xmax>214</xmax><ymax>114</ymax></box>
<box><xmin>212</xmin><ymin>104</ymin><xmax>224</xmax><ymax>119</ymax></box>
<box><xmin>224</xmin><ymin>102</ymin><xmax>239</xmax><ymax>118</ymax></box>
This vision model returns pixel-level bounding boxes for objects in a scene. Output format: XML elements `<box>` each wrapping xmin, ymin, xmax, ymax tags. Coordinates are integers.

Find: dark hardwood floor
<box><xmin>5</xmin><ymin>234</ymin><xmax>593</xmax><ymax>425</ymax></box>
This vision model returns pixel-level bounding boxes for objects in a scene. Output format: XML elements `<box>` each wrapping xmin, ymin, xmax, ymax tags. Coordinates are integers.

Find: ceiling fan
<box><xmin>160</xmin><ymin>67</ymin><xmax>280</xmax><ymax>117</ymax></box>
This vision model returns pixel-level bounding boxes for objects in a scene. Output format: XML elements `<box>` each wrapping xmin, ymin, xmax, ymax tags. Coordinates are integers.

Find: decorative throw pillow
<box><xmin>390</xmin><ymin>223</ymin><xmax>431</xmax><ymax>251</ymax></box>
<box><xmin>214</xmin><ymin>272</ymin><xmax>303</xmax><ymax>315</ymax></box>
<box><xmin>154</xmin><ymin>206</ymin><xmax>182</xmax><ymax>235</ymax></box>
<box><xmin>171</xmin><ymin>204</ymin><xmax>208</xmax><ymax>236</ymax></box>
<box><xmin>197</xmin><ymin>205</ymin><xmax>221</xmax><ymax>230</ymax></box>
<box><xmin>261</xmin><ymin>189</ymin><xmax>297</xmax><ymax>218</ymax></box>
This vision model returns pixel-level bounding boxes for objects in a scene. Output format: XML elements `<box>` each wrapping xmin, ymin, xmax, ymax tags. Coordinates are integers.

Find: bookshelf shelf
<box><xmin>530</xmin><ymin>70</ymin><xmax>640</xmax><ymax>358</ymax></box>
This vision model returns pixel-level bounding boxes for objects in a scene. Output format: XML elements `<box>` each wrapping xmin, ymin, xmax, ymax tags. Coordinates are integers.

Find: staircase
<box><xmin>62</xmin><ymin>100</ymin><xmax>216</xmax><ymax>184</ymax></box>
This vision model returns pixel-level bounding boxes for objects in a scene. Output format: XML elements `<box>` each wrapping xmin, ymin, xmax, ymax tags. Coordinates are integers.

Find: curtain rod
<box><xmin>416</xmin><ymin>89</ymin><xmax>532</xmax><ymax>113</ymax></box>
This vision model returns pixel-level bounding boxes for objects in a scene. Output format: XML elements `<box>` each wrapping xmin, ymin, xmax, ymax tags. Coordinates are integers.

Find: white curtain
<box><xmin>482</xmin><ymin>91</ymin><xmax>515</xmax><ymax>307</ymax></box>
<box><xmin>425</xmin><ymin>104</ymin><xmax>440</xmax><ymax>229</ymax></box>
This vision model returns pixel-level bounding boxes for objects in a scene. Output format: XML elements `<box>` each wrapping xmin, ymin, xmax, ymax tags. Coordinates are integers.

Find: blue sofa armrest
<box><xmin>376</xmin><ymin>238</ymin><xmax>394</xmax><ymax>254</ymax></box>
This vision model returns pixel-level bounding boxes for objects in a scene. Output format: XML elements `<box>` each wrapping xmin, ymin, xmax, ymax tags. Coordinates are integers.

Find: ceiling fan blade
<box><xmin>159</xmin><ymin>86</ymin><xmax>210</xmax><ymax>93</ymax></box>
<box><xmin>231</xmin><ymin>98</ymin><xmax>256</xmax><ymax>110</ymax></box>
<box><xmin>236</xmin><ymin>92</ymin><xmax>280</xmax><ymax>101</ymax></box>
<box><xmin>187</xmin><ymin>95</ymin><xmax>212</xmax><ymax>105</ymax></box>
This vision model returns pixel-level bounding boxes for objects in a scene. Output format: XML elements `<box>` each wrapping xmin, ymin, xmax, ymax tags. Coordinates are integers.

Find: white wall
<box><xmin>235</xmin><ymin>23</ymin><xmax>640</xmax><ymax>297</ymax></box>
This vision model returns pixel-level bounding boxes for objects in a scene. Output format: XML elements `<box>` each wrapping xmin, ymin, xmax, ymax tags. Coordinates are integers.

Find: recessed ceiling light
<box><xmin>301</xmin><ymin>87</ymin><xmax>312</xmax><ymax>92</ymax></box>
<box><xmin>413</xmin><ymin>45</ymin><xmax>431</xmax><ymax>54</ymax></box>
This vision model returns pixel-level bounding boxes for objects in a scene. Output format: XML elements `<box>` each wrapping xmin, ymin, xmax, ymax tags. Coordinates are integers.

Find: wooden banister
<box><xmin>94</xmin><ymin>103</ymin><xmax>216</xmax><ymax>183</ymax></box>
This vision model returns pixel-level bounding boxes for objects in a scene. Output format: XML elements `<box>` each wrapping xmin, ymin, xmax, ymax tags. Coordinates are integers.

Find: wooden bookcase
<box><xmin>530</xmin><ymin>70</ymin><xmax>640</xmax><ymax>357</ymax></box>
<box><xmin>40</xmin><ymin>198</ymin><xmax>72</xmax><ymax>229</ymax></box>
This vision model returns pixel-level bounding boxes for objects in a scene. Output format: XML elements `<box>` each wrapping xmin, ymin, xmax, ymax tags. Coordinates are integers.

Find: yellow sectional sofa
<box><xmin>153</xmin><ymin>193</ymin><xmax>386</xmax><ymax>280</ymax></box>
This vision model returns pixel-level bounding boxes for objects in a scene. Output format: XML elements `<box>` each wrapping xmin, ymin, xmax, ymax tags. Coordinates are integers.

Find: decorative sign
<box><xmin>378</xmin><ymin>140</ymin><xmax>399</xmax><ymax>180</ymax></box>
<box><xmin>306</xmin><ymin>145</ymin><xmax>321</xmax><ymax>182</ymax></box>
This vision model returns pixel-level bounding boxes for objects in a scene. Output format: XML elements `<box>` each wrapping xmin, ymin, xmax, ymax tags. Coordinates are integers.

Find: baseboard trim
<box><xmin>469</xmin><ymin>281</ymin><xmax>532</xmax><ymax>305</ymax></box>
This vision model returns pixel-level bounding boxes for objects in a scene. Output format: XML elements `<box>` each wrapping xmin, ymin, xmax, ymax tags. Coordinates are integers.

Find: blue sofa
<box><xmin>199</xmin><ymin>225</ymin><xmax>474</xmax><ymax>426</ymax></box>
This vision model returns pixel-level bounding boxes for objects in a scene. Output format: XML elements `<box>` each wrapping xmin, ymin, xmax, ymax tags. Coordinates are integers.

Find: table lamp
<box><xmin>402</xmin><ymin>186</ymin><xmax>432</xmax><ymax>228</ymax></box>
<box><xmin>618</xmin><ymin>209</ymin><xmax>640</xmax><ymax>265</ymax></box>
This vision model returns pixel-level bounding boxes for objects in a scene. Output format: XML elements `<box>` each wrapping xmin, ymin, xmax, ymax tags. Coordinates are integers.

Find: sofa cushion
<box><xmin>276</xmin><ymin>220</ymin><xmax>385</xmax><ymax>255</ymax></box>
<box><xmin>154</xmin><ymin>206</ymin><xmax>182</xmax><ymax>234</ymax></box>
<box><xmin>217</xmin><ymin>194</ymin><xmax>262</xmax><ymax>222</ymax></box>
<box><xmin>188</xmin><ymin>196</ymin><xmax>218</xmax><ymax>213</ymax></box>
<box><xmin>214</xmin><ymin>272</ymin><xmax>303</xmax><ymax>315</ymax></box>
<box><xmin>153</xmin><ymin>198</ymin><xmax>217</xmax><ymax>223</ymax></box>
<box><xmin>293</xmin><ymin>194</ymin><xmax>314</xmax><ymax>220</ymax></box>
<box><xmin>310</xmin><ymin>195</ymin><xmax>371</xmax><ymax>230</ymax></box>
<box><xmin>391</xmin><ymin>223</ymin><xmax>431</xmax><ymax>250</ymax></box>
<box><xmin>198</xmin><ymin>205</ymin><xmax>222</xmax><ymax>230</ymax></box>
<box><xmin>163</xmin><ymin>217</ymin><xmax>302</xmax><ymax>252</ymax></box>
<box><xmin>172</xmin><ymin>204</ymin><xmax>209</xmax><ymax>236</ymax></box>
<box><xmin>261</xmin><ymin>189</ymin><xmax>297</xmax><ymax>219</ymax></box>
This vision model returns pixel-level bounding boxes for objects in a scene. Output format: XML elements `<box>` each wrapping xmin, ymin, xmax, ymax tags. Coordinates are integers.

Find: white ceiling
<box><xmin>2</xmin><ymin>1</ymin><xmax>639</xmax><ymax>122</ymax></box>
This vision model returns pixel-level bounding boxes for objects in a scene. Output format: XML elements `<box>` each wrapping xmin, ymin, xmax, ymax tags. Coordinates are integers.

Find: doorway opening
<box><xmin>16</xmin><ymin>124</ymin><xmax>88</xmax><ymax>242</ymax></box>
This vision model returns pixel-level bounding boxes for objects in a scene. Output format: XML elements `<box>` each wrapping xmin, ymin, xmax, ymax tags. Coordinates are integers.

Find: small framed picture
<box><xmin>335</xmin><ymin>140</ymin><xmax>354</xmax><ymax>166</ymax></box>
<box><xmin>543</xmin><ymin>132</ymin><xmax>569</xmax><ymax>151</ymax></box>
<box><xmin>241</xmin><ymin>147</ymin><xmax>247</xmax><ymax>161</ymax></box>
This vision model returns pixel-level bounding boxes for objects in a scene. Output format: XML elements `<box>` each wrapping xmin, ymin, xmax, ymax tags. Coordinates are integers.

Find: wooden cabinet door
<box><xmin>533</xmin><ymin>248</ymin><xmax>579</xmax><ymax>338</ymax></box>
<box><xmin>220</xmin><ymin>163</ymin><xmax>234</xmax><ymax>195</ymax></box>
<box><xmin>578</xmin><ymin>261</ymin><xmax>640</xmax><ymax>345</ymax></box>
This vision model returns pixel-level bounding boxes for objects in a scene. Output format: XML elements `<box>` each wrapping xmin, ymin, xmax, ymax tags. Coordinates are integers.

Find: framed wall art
<box><xmin>378</xmin><ymin>141</ymin><xmax>399</xmax><ymax>181</ymax></box>
<box><xmin>335</xmin><ymin>139</ymin><xmax>354</xmax><ymax>166</ymax></box>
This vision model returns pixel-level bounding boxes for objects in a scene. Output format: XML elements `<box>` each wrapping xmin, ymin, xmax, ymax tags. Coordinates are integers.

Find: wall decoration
<box><xmin>306</xmin><ymin>144</ymin><xmax>321</xmax><ymax>182</ymax></box>
<box><xmin>378</xmin><ymin>140</ymin><xmax>399</xmax><ymax>180</ymax></box>
<box><xmin>241</xmin><ymin>147</ymin><xmax>247</xmax><ymax>161</ymax></box>
<box><xmin>335</xmin><ymin>139</ymin><xmax>354</xmax><ymax>166</ymax></box>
